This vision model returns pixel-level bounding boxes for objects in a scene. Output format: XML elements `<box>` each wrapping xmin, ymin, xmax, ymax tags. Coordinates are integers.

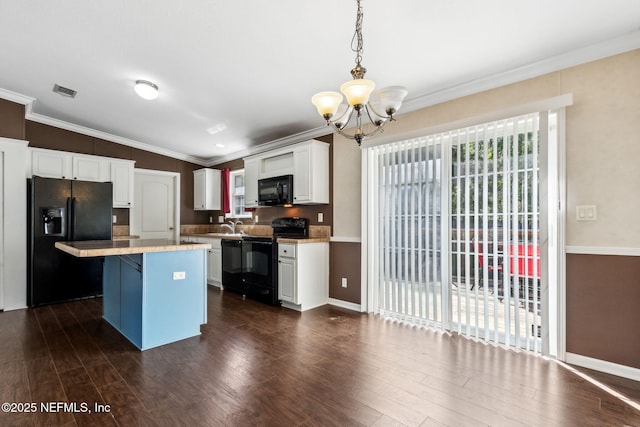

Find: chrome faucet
<box><xmin>221</xmin><ymin>220</ymin><xmax>243</xmax><ymax>234</ymax></box>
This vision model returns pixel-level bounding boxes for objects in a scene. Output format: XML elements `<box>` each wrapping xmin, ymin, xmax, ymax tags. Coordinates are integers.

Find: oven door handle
<box><xmin>242</xmin><ymin>240</ymin><xmax>274</xmax><ymax>246</ymax></box>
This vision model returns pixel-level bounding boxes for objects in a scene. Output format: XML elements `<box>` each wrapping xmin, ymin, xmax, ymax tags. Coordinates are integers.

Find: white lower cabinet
<box><xmin>278</xmin><ymin>255</ymin><xmax>296</xmax><ymax>303</ymax></box>
<box><xmin>208</xmin><ymin>239</ymin><xmax>222</xmax><ymax>287</ymax></box>
<box><xmin>181</xmin><ymin>236</ymin><xmax>222</xmax><ymax>288</ymax></box>
<box><xmin>277</xmin><ymin>241</ymin><xmax>328</xmax><ymax>311</ymax></box>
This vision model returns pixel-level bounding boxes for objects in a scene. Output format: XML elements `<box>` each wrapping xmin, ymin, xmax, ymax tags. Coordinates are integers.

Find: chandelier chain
<box><xmin>310</xmin><ymin>0</ymin><xmax>407</xmax><ymax>146</ymax></box>
<box><xmin>351</xmin><ymin>0</ymin><xmax>364</xmax><ymax>66</ymax></box>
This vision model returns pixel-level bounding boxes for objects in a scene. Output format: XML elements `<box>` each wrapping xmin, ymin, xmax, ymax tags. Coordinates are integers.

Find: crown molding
<box><xmin>401</xmin><ymin>30</ymin><xmax>640</xmax><ymax>115</ymax></box>
<box><xmin>25</xmin><ymin>111</ymin><xmax>208</xmax><ymax>166</ymax></box>
<box><xmin>1</xmin><ymin>31</ymin><xmax>637</xmax><ymax>166</ymax></box>
<box><xmin>0</xmin><ymin>87</ymin><xmax>35</xmax><ymax>105</ymax></box>
<box><xmin>204</xmin><ymin>126</ymin><xmax>331</xmax><ymax>167</ymax></box>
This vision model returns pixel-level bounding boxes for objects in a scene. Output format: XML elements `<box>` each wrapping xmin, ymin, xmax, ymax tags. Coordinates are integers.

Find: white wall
<box><xmin>0</xmin><ymin>137</ymin><xmax>29</xmax><ymax>310</ymax></box>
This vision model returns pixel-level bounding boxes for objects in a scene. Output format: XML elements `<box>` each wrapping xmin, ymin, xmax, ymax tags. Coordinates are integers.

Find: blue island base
<box><xmin>102</xmin><ymin>249</ymin><xmax>207</xmax><ymax>350</ymax></box>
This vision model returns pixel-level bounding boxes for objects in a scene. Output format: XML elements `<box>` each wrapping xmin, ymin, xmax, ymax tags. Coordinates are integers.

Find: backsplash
<box><xmin>113</xmin><ymin>225</ymin><xmax>130</xmax><ymax>236</ymax></box>
<box><xmin>180</xmin><ymin>224</ymin><xmax>330</xmax><ymax>238</ymax></box>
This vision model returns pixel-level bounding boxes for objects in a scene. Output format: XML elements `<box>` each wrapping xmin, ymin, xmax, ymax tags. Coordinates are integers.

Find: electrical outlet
<box><xmin>172</xmin><ymin>271</ymin><xmax>186</xmax><ymax>280</ymax></box>
<box><xmin>341</xmin><ymin>277</ymin><xmax>347</xmax><ymax>288</ymax></box>
<box><xmin>255</xmin><ymin>215</ymin><xmax>259</xmax><ymax>223</ymax></box>
<box><xmin>209</xmin><ymin>216</ymin><xmax>213</xmax><ymax>223</ymax></box>
<box><xmin>318</xmin><ymin>212</ymin><xmax>324</xmax><ymax>223</ymax></box>
<box><xmin>218</xmin><ymin>216</ymin><xmax>224</xmax><ymax>223</ymax></box>
<box><xmin>112</xmin><ymin>215</ymin><xmax>117</xmax><ymax>224</ymax></box>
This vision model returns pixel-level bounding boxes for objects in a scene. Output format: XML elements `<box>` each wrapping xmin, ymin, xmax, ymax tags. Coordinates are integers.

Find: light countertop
<box><xmin>182</xmin><ymin>232</ymin><xmax>244</xmax><ymax>240</ymax></box>
<box><xmin>55</xmin><ymin>239</ymin><xmax>212</xmax><ymax>258</ymax></box>
<box><xmin>276</xmin><ymin>237</ymin><xmax>330</xmax><ymax>244</ymax></box>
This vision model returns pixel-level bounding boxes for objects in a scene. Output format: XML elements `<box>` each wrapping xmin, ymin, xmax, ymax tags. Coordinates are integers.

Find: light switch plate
<box><xmin>576</xmin><ymin>205</ymin><xmax>597</xmax><ymax>221</ymax></box>
<box><xmin>172</xmin><ymin>271</ymin><xmax>186</xmax><ymax>280</ymax></box>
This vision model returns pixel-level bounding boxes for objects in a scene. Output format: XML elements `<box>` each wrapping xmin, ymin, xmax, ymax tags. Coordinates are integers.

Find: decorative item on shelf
<box><xmin>134</xmin><ymin>80</ymin><xmax>159</xmax><ymax>100</ymax></box>
<box><xmin>311</xmin><ymin>0</ymin><xmax>408</xmax><ymax>146</ymax></box>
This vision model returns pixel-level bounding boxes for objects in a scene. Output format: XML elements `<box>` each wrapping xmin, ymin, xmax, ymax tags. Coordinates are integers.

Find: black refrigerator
<box><xmin>27</xmin><ymin>176</ymin><xmax>113</xmax><ymax>307</ymax></box>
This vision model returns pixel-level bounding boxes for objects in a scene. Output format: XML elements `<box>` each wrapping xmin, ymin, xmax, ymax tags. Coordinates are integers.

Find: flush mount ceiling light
<box><xmin>311</xmin><ymin>0</ymin><xmax>408</xmax><ymax>146</ymax></box>
<box><xmin>134</xmin><ymin>80</ymin><xmax>159</xmax><ymax>100</ymax></box>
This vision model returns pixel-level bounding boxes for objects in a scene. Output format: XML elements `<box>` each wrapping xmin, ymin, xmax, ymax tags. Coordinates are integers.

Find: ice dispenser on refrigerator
<box><xmin>42</xmin><ymin>207</ymin><xmax>64</xmax><ymax>236</ymax></box>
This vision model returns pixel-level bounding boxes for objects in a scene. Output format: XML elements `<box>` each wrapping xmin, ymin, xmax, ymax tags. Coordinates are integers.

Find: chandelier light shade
<box><xmin>340</xmin><ymin>79</ymin><xmax>375</xmax><ymax>106</ymax></box>
<box><xmin>311</xmin><ymin>0</ymin><xmax>407</xmax><ymax>146</ymax></box>
<box><xmin>134</xmin><ymin>80</ymin><xmax>159</xmax><ymax>100</ymax></box>
<box><xmin>311</xmin><ymin>91</ymin><xmax>343</xmax><ymax>118</ymax></box>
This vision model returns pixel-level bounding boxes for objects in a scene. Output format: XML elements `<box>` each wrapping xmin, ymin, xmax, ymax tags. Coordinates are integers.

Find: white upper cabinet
<box><xmin>31</xmin><ymin>149</ymin><xmax>72</xmax><ymax>179</ymax></box>
<box><xmin>72</xmin><ymin>155</ymin><xmax>109</xmax><ymax>181</ymax></box>
<box><xmin>110</xmin><ymin>160</ymin><xmax>135</xmax><ymax>208</ymax></box>
<box><xmin>30</xmin><ymin>148</ymin><xmax>136</xmax><ymax>208</ymax></box>
<box><xmin>193</xmin><ymin>168</ymin><xmax>221</xmax><ymax>210</ymax></box>
<box><xmin>243</xmin><ymin>139</ymin><xmax>329</xmax><ymax>205</ymax></box>
<box><xmin>293</xmin><ymin>141</ymin><xmax>329</xmax><ymax>204</ymax></box>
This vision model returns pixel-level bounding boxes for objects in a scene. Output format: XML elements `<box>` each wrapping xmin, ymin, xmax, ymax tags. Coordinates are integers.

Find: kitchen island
<box><xmin>55</xmin><ymin>239</ymin><xmax>211</xmax><ymax>350</ymax></box>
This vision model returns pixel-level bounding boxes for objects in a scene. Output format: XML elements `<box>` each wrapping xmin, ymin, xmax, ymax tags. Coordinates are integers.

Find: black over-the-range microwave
<box><xmin>258</xmin><ymin>174</ymin><xmax>293</xmax><ymax>206</ymax></box>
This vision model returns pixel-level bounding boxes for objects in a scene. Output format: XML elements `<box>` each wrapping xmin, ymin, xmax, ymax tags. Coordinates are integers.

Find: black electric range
<box><xmin>222</xmin><ymin>217</ymin><xmax>308</xmax><ymax>306</ymax></box>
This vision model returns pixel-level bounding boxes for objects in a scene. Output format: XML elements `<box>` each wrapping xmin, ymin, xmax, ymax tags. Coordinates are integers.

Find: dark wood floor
<box><xmin>1</xmin><ymin>287</ymin><xmax>639</xmax><ymax>427</ymax></box>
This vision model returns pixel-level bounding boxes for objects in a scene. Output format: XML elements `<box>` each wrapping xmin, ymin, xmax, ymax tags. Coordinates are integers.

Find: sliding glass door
<box><xmin>449</xmin><ymin>114</ymin><xmax>541</xmax><ymax>351</ymax></box>
<box><xmin>367</xmin><ymin>112</ymin><xmax>545</xmax><ymax>352</ymax></box>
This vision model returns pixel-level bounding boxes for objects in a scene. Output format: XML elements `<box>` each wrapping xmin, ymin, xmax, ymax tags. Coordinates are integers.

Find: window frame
<box><xmin>225</xmin><ymin>169</ymin><xmax>252</xmax><ymax>219</ymax></box>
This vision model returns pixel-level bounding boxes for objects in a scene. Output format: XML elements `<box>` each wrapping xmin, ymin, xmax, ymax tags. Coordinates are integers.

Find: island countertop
<box><xmin>55</xmin><ymin>239</ymin><xmax>212</xmax><ymax>257</ymax></box>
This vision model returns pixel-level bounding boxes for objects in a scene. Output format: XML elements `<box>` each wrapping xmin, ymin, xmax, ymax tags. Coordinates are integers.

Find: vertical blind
<box><xmin>370</xmin><ymin>136</ymin><xmax>446</xmax><ymax>329</ymax></box>
<box><xmin>369</xmin><ymin>113</ymin><xmax>542</xmax><ymax>352</ymax></box>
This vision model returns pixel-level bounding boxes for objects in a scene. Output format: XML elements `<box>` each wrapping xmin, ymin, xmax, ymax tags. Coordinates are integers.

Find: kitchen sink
<box><xmin>203</xmin><ymin>233</ymin><xmax>243</xmax><ymax>238</ymax></box>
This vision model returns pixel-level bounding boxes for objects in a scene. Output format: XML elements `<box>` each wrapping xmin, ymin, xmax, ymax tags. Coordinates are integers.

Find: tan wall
<box><xmin>332</xmin><ymin>134</ymin><xmax>361</xmax><ymax>238</ymax></box>
<box><xmin>333</xmin><ymin>50</ymin><xmax>640</xmax><ymax>246</ymax></box>
<box><xmin>563</xmin><ymin>51</ymin><xmax>640</xmax><ymax>246</ymax></box>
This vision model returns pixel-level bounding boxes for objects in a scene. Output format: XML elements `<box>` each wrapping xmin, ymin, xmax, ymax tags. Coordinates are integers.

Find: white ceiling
<box><xmin>1</xmin><ymin>0</ymin><xmax>639</xmax><ymax>165</ymax></box>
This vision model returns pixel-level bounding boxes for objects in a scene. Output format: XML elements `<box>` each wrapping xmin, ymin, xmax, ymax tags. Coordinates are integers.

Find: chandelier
<box><xmin>311</xmin><ymin>0</ymin><xmax>408</xmax><ymax>146</ymax></box>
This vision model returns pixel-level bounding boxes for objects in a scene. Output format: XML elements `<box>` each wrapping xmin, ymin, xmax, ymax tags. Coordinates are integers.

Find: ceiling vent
<box><xmin>53</xmin><ymin>84</ymin><xmax>77</xmax><ymax>98</ymax></box>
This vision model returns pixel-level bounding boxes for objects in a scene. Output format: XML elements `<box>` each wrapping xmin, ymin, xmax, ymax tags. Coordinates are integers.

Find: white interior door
<box><xmin>132</xmin><ymin>169</ymin><xmax>179</xmax><ymax>240</ymax></box>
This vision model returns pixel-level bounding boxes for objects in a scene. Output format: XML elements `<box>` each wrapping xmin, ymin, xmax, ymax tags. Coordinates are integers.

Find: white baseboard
<box><xmin>565</xmin><ymin>352</ymin><xmax>640</xmax><ymax>381</ymax></box>
<box><xmin>328</xmin><ymin>298</ymin><xmax>362</xmax><ymax>312</ymax></box>
<box><xmin>330</xmin><ymin>236</ymin><xmax>362</xmax><ymax>243</ymax></box>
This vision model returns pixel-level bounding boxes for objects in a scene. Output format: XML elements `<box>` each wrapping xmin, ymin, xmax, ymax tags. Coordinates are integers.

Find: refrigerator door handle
<box><xmin>68</xmin><ymin>197</ymin><xmax>76</xmax><ymax>241</ymax></box>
